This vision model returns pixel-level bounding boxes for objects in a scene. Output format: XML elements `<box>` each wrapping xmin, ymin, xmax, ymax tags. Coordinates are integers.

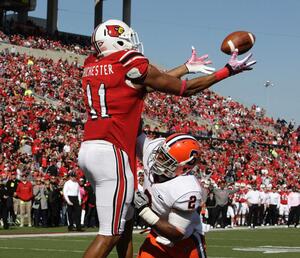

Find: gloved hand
<box><xmin>134</xmin><ymin>191</ymin><xmax>159</xmax><ymax>226</ymax></box>
<box><xmin>226</xmin><ymin>49</ymin><xmax>256</xmax><ymax>75</ymax></box>
<box><xmin>134</xmin><ymin>191</ymin><xmax>150</xmax><ymax>213</ymax></box>
<box><xmin>185</xmin><ymin>46</ymin><xmax>215</xmax><ymax>74</ymax></box>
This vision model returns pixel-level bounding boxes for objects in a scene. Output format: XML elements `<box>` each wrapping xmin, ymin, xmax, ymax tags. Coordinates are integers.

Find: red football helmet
<box><xmin>151</xmin><ymin>133</ymin><xmax>201</xmax><ymax>178</ymax></box>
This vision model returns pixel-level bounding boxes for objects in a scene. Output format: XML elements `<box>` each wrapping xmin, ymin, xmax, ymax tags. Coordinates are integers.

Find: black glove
<box><xmin>134</xmin><ymin>190</ymin><xmax>149</xmax><ymax>214</ymax></box>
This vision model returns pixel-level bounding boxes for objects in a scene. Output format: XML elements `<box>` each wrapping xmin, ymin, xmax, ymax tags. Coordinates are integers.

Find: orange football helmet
<box><xmin>151</xmin><ymin>133</ymin><xmax>201</xmax><ymax>178</ymax></box>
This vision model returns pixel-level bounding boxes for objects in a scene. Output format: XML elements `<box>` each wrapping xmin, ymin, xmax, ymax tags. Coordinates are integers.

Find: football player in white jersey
<box><xmin>134</xmin><ymin>133</ymin><xmax>207</xmax><ymax>258</ymax></box>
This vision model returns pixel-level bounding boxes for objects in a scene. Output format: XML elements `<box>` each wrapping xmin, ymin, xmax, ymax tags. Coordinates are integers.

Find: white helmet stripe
<box><xmin>165</xmin><ymin>135</ymin><xmax>196</xmax><ymax>147</ymax></box>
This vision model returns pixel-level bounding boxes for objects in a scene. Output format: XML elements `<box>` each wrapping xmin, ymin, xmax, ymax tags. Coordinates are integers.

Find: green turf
<box><xmin>206</xmin><ymin>228</ymin><xmax>300</xmax><ymax>258</ymax></box>
<box><xmin>0</xmin><ymin>226</ymin><xmax>98</xmax><ymax>235</ymax></box>
<box><xmin>0</xmin><ymin>227</ymin><xmax>299</xmax><ymax>258</ymax></box>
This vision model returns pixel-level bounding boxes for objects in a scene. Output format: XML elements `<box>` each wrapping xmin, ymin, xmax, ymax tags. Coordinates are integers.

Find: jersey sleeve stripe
<box><xmin>119</xmin><ymin>51</ymin><xmax>146</xmax><ymax>66</ymax></box>
<box><xmin>123</xmin><ymin>56</ymin><xmax>147</xmax><ymax>67</ymax></box>
<box><xmin>119</xmin><ymin>50</ymin><xmax>141</xmax><ymax>61</ymax></box>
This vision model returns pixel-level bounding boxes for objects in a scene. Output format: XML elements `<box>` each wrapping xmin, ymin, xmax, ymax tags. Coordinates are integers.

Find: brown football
<box><xmin>221</xmin><ymin>31</ymin><xmax>255</xmax><ymax>55</ymax></box>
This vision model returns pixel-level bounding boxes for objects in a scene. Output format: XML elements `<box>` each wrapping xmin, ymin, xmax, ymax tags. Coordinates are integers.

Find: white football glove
<box><xmin>226</xmin><ymin>49</ymin><xmax>256</xmax><ymax>75</ymax></box>
<box><xmin>185</xmin><ymin>46</ymin><xmax>215</xmax><ymax>74</ymax></box>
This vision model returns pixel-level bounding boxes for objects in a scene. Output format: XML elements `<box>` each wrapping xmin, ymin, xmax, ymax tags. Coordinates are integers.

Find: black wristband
<box><xmin>225</xmin><ymin>63</ymin><xmax>235</xmax><ymax>76</ymax></box>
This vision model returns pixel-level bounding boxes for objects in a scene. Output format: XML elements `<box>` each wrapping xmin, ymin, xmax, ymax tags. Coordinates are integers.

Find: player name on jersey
<box><xmin>82</xmin><ymin>64</ymin><xmax>114</xmax><ymax>77</ymax></box>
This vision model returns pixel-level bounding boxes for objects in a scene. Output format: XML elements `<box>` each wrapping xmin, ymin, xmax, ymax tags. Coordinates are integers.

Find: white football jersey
<box><xmin>140</xmin><ymin>136</ymin><xmax>203</xmax><ymax>240</ymax></box>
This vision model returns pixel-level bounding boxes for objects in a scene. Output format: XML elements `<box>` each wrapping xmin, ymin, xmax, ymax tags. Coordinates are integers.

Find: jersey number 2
<box><xmin>188</xmin><ymin>195</ymin><xmax>197</xmax><ymax>209</ymax></box>
<box><xmin>86</xmin><ymin>82</ymin><xmax>110</xmax><ymax>119</ymax></box>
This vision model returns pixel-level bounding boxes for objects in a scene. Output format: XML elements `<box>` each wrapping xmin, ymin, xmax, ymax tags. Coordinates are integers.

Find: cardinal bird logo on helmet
<box><xmin>106</xmin><ymin>25</ymin><xmax>125</xmax><ymax>37</ymax></box>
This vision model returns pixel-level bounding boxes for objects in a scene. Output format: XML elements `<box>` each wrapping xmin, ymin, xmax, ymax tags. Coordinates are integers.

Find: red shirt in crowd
<box><xmin>16</xmin><ymin>180</ymin><xmax>33</xmax><ymax>201</ymax></box>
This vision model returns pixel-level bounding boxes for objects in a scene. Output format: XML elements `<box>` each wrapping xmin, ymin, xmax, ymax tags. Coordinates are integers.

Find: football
<box><xmin>221</xmin><ymin>31</ymin><xmax>255</xmax><ymax>55</ymax></box>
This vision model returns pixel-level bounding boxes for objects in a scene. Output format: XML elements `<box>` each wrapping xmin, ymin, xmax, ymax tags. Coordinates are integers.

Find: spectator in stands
<box><xmin>5</xmin><ymin>171</ymin><xmax>19</xmax><ymax>224</ymax></box>
<box><xmin>266</xmin><ymin>187</ymin><xmax>280</xmax><ymax>225</ymax></box>
<box><xmin>205</xmin><ymin>190</ymin><xmax>216</xmax><ymax>227</ymax></box>
<box><xmin>63</xmin><ymin>171</ymin><xmax>82</xmax><ymax>231</ymax></box>
<box><xmin>213</xmin><ymin>181</ymin><xmax>238</xmax><ymax>228</ymax></box>
<box><xmin>16</xmin><ymin>173</ymin><xmax>33</xmax><ymax>227</ymax></box>
<box><xmin>0</xmin><ymin>176</ymin><xmax>9</xmax><ymax>229</ymax></box>
<box><xmin>46</xmin><ymin>175</ymin><xmax>61</xmax><ymax>227</ymax></box>
<box><xmin>58</xmin><ymin>177</ymin><xmax>68</xmax><ymax>226</ymax></box>
<box><xmin>84</xmin><ymin>181</ymin><xmax>97</xmax><ymax>228</ymax></box>
<box><xmin>258</xmin><ymin>184</ymin><xmax>268</xmax><ymax>226</ymax></box>
<box><xmin>46</xmin><ymin>159</ymin><xmax>58</xmax><ymax>177</ymax></box>
<box><xmin>245</xmin><ymin>184</ymin><xmax>260</xmax><ymax>228</ymax></box>
<box><xmin>79</xmin><ymin>178</ymin><xmax>87</xmax><ymax>227</ymax></box>
<box><xmin>32</xmin><ymin>177</ymin><xmax>48</xmax><ymax>227</ymax></box>
<box><xmin>287</xmin><ymin>186</ymin><xmax>300</xmax><ymax>228</ymax></box>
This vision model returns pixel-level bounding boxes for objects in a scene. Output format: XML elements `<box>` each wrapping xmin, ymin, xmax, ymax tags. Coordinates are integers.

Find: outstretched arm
<box><xmin>143</xmin><ymin>49</ymin><xmax>256</xmax><ymax>97</ymax></box>
<box><xmin>144</xmin><ymin>46</ymin><xmax>215</xmax><ymax>92</ymax></box>
<box><xmin>158</xmin><ymin>46</ymin><xmax>215</xmax><ymax>78</ymax></box>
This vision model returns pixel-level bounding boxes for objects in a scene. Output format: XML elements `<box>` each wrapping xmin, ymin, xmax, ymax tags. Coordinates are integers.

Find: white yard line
<box><xmin>0</xmin><ymin>246</ymin><xmax>132</xmax><ymax>256</ymax></box>
<box><xmin>0</xmin><ymin>232</ymin><xmax>97</xmax><ymax>239</ymax></box>
<box><xmin>0</xmin><ymin>225</ymin><xmax>291</xmax><ymax>239</ymax></box>
<box><xmin>0</xmin><ymin>246</ymin><xmax>83</xmax><ymax>253</ymax></box>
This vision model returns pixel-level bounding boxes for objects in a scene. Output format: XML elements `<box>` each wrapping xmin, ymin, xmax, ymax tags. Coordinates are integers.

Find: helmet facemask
<box><xmin>150</xmin><ymin>144</ymin><xmax>199</xmax><ymax>179</ymax></box>
<box><xmin>118</xmin><ymin>28</ymin><xmax>144</xmax><ymax>54</ymax></box>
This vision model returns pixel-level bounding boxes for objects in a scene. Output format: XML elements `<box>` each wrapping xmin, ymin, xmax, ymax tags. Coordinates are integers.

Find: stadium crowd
<box><xmin>0</xmin><ymin>31</ymin><xmax>299</xmax><ymax>230</ymax></box>
<box><xmin>1</xmin><ymin>22</ymin><xmax>91</xmax><ymax>55</ymax></box>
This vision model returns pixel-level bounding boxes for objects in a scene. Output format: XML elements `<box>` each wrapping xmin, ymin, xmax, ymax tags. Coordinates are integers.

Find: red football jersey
<box><xmin>236</xmin><ymin>189</ymin><xmax>248</xmax><ymax>203</ymax></box>
<box><xmin>280</xmin><ymin>191</ymin><xmax>288</xmax><ymax>205</ymax></box>
<box><xmin>82</xmin><ymin>50</ymin><xmax>149</xmax><ymax>184</ymax></box>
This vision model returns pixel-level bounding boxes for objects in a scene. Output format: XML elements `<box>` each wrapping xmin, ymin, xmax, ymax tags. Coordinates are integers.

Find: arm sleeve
<box><xmin>78</xmin><ymin>185</ymin><xmax>82</xmax><ymax>203</ymax></box>
<box><xmin>16</xmin><ymin>184</ymin><xmax>20</xmax><ymax>198</ymax></box>
<box><xmin>63</xmin><ymin>182</ymin><xmax>71</xmax><ymax>204</ymax></box>
<box><xmin>33</xmin><ymin>186</ymin><xmax>39</xmax><ymax>197</ymax></box>
<box><xmin>29</xmin><ymin>183</ymin><xmax>33</xmax><ymax>199</ymax></box>
<box><xmin>245</xmin><ymin>192</ymin><xmax>249</xmax><ymax>200</ymax></box>
<box><xmin>228</xmin><ymin>188</ymin><xmax>239</xmax><ymax>194</ymax></box>
<box><xmin>168</xmin><ymin>209</ymin><xmax>195</xmax><ymax>235</ymax></box>
<box><xmin>120</xmin><ymin>50</ymin><xmax>149</xmax><ymax>84</ymax></box>
<box><xmin>136</xmin><ymin>132</ymin><xmax>148</xmax><ymax>161</ymax></box>
<box><xmin>287</xmin><ymin>195</ymin><xmax>291</xmax><ymax>209</ymax></box>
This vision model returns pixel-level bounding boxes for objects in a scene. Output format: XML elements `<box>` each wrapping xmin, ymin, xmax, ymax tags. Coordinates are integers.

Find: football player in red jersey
<box><xmin>279</xmin><ymin>185</ymin><xmax>289</xmax><ymax>224</ymax></box>
<box><xmin>78</xmin><ymin>19</ymin><xmax>256</xmax><ymax>258</ymax></box>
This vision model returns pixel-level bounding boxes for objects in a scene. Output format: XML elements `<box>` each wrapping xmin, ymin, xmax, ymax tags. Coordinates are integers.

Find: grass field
<box><xmin>0</xmin><ymin>227</ymin><xmax>299</xmax><ymax>258</ymax></box>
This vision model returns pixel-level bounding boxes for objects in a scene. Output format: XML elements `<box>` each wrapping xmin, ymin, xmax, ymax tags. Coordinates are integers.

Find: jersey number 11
<box><xmin>86</xmin><ymin>82</ymin><xmax>110</xmax><ymax>119</ymax></box>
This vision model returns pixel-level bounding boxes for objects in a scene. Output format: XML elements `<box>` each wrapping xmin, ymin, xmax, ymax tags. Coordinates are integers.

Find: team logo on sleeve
<box><xmin>106</xmin><ymin>25</ymin><xmax>125</xmax><ymax>37</ymax></box>
<box><xmin>127</xmin><ymin>67</ymin><xmax>142</xmax><ymax>79</ymax></box>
